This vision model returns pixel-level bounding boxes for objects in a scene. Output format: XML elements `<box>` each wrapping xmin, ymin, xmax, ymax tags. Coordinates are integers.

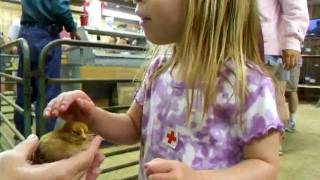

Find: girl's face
<box><xmin>134</xmin><ymin>0</ymin><xmax>186</xmax><ymax>44</ymax></box>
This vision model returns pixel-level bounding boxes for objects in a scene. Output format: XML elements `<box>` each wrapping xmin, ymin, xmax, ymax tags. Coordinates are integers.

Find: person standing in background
<box><xmin>8</xmin><ymin>18</ymin><xmax>21</xmax><ymax>54</ymax></box>
<box><xmin>286</xmin><ymin>59</ymin><xmax>303</xmax><ymax>132</ymax></box>
<box><xmin>258</xmin><ymin>0</ymin><xmax>309</xmax><ymax>153</ymax></box>
<box><xmin>8</xmin><ymin>18</ymin><xmax>21</xmax><ymax>42</ymax></box>
<box><xmin>14</xmin><ymin>0</ymin><xmax>81</xmax><ymax>137</ymax></box>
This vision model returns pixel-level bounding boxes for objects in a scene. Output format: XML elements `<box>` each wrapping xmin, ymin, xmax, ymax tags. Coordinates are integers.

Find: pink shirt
<box><xmin>258</xmin><ymin>0</ymin><xmax>309</xmax><ymax>55</ymax></box>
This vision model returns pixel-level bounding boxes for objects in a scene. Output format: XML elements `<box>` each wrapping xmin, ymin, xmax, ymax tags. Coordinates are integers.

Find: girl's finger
<box><xmin>145</xmin><ymin>158</ymin><xmax>174</xmax><ymax>176</ymax></box>
<box><xmin>51</xmin><ymin>93</ymin><xmax>66</xmax><ymax>116</ymax></box>
<box><xmin>44</xmin><ymin>98</ymin><xmax>58</xmax><ymax>118</ymax></box>
<box><xmin>149</xmin><ymin>173</ymin><xmax>172</xmax><ymax>180</ymax></box>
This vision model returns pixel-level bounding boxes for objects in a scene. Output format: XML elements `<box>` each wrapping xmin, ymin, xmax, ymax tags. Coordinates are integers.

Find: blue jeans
<box><xmin>14</xmin><ymin>24</ymin><xmax>61</xmax><ymax>135</ymax></box>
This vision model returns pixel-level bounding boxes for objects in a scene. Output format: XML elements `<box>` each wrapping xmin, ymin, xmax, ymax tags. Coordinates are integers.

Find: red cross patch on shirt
<box><xmin>164</xmin><ymin>128</ymin><xmax>178</xmax><ymax>149</ymax></box>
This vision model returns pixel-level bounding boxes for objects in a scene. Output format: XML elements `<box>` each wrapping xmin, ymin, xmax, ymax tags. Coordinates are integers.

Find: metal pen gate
<box><xmin>0</xmin><ymin>38</ymin><xmax>32</xmax><ymax>150</ymax></box>
<box><xmin>38</xmin><ymin>39</ymin><xmax>144</xmax><ymax>179</ymax></box>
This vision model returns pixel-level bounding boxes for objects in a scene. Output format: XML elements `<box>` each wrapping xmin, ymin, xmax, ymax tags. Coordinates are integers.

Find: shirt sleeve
<box><xmin>280</xmin><ymin>0</ymin><xmax>309</xmax><ymax>51</ymax></box>
<box><xmin>8</xmin><ymin>20</ymin><xmax>20</xmax><ymax>40</ymax></box>
<box><xmin>135</xmin><ymin>57</ymin><xmax>165</xmax><ymax>106</ymax></box>
<box><xmin>240</xmin><ymin>75</ymin><xmax>284</xmax><ymax>145</ymax></box>
<box><xmin>52</xmin><ymin>0</ymin><xmax>76</xmax><ymax>32</ymax></box>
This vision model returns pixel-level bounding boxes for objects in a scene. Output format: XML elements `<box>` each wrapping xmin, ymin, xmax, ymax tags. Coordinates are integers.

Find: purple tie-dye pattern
<box><xmin>135</xmin><ymin>57</ymin><xmax>284</xmax><ymax>179</ymax></box>
<box><xmin>213</xmin><ymin>104</ymin><xmax>239</xmax><ymax>122</ymax></box>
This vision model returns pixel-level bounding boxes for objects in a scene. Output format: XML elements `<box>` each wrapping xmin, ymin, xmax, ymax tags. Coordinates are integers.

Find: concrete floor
<box><xmin>279</xmin><ymin>103</ymin><xmax>320</xmax><ymax>180</ymax></box>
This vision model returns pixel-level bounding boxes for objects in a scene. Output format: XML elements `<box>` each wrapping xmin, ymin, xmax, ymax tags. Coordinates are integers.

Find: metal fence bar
<box><xmin>0</xmin><ymin>72</ymin><xmax>23</xmax><ymax>82</ymax></box>
<box><xmin>20</xmin><ymin>39</ymin><xmax>32</xmax><ymax>137</ymax></box>
<box><xmin>0</xmin><ymin>93</ymin><xmax>24</xmax><ymax>114</ymax></box>
<box><xmin>2</xmin><ymin>111</ymin><xmax>14</xmax><ymax>115</ymax></box>
<box><xmin>0</xmin><ymin>81</ymin><xmax>17</xmax><ymax>85</ymax></box>
<box><xmin>104</xmin><ymin>145</ymin><xmax>140</xmax><ymax>157</ymax></box>
<box><xmin>101</xmin><ymin>160</ymin><xmax>140</xmax><ymax>174</ymax></box>
<box><xmin>0</xmin><ymin>92</ymin><xmax>15</xmax><ymax>97</ymax></box>
<box><xmin>0</xmin><ymin>54</ymin><xmax>19</xmax><ymax>58</ymax></box>
<box><xmin>121</xmin><ymin>175</ymin><xmax>139</xmax><ymax>180</ymax></box>
<box><xmin>0</xmin><ymin>112</ymin><xmax>25</xmax><ymax>141</ymax></box>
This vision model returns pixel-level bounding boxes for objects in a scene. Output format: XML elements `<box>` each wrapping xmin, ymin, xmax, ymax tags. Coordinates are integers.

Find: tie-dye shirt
<box><xmin>135</xmin><ymin>57</ymin><xmax>283</xmax><ymax>179</ymax></box>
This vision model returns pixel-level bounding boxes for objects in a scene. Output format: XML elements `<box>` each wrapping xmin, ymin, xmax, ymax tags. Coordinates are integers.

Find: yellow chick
<box><xmin>33</xmin><ymin>121</ymin><xmax>93</xmax><ymax>164</ymax></box>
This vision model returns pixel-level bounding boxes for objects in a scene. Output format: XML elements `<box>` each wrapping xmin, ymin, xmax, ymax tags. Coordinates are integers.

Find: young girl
<box><xmin>45</xmin><ymin>0</ymin><xmax>283</xmax><ymax>179</ymax></box>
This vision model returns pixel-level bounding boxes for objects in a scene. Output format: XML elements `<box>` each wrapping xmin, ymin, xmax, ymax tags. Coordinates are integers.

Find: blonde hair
<box><xmin>150</xmin><ymin>0</ymin><xmax>266</xmax><ymax>125</ymax></box>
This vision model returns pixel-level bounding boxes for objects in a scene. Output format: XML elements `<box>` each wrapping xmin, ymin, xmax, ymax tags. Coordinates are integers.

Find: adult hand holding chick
<box><xmin>36</xmin><ymin>90</ymin><xmax>107</xmax><ymax>179</ymax></box>
<box><xmin>33</xmin><ymin>121</ymin><xmax>96</xmax><ymax>164</ymax></box>
<box><xmin>0</xmin><ymin>134</ymin><xmax>103</xmax><ymax>180</ymax></box>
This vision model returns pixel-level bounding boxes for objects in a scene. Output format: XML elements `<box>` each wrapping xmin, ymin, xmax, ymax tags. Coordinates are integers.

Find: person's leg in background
<box><xmin>265</xmin><ymin>55</ymin><xmax>290</xmax><ymax>123</ymax></box>
<box><xmin>30</xmin><ymin>26</ymin><xmax>61</xmax><ymax>133</ymax></box>
<box><xmin>286</xmin><ymin>90</ymin><xmax>299</xmax><ymax>130</ymax></box>
<box><xmin>35</xmin><ymin>39</ymin><xmax>61</xmax><ymax>132</ymax></box>
<box><xmin>264</xmin><ymin>55</ymin><xmax>289</xmax><ymax>156</ymax></box>
<box><xmin>275</xmin><ymin>81</ymin><xmax>289</xmax><ymax>125</ymax></box>
<box><xmin>14</xmin><ymin>24</ymin><xmax>60</xmax><ymax>136</ymax></box>
<box><xmin>14</xmin><ymin>25</ymin><xmax>37</xmax><ymax>137</ymax></box>
<box><xmin>285</xmin><ymin>63</ymin><xmax>301</xmax><ymax>132</ymax></box>
<box><xmin>14</xmin><ymin>67</ymin><xmax>28</xmax><ymax>135</ymax></box>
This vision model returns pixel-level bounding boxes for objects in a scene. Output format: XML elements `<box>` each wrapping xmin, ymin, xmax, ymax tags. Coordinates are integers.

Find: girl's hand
<box><xmin>0</xmin><ymin>134</ymin><xmax>104</xmax><ymax>180</ymax></box>
<box><xmin>44</xmin><ymin>90</ymin><xmax>97</xmax><ymax>129</ymax></box>
<box><xmin>144</xmin><ymin>158</ymin><xmax>201</xmax><ymax>180</ymax></box>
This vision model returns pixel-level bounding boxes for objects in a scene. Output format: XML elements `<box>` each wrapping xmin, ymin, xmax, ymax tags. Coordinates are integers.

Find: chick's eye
<box><xmin>72</xmin><ymin>131</ymin><xmax>79</xmax><ymax>135</ymax></box>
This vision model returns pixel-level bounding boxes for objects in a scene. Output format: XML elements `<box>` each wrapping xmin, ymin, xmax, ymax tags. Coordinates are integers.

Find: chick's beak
<box><xmin>80</xmin><ymin>128</ymin><xmax>87</xmax><ymax>140</ymax></box>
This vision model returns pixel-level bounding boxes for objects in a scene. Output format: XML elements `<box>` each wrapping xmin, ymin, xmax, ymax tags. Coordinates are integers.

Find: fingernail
<box><xmin>27</xmin><ymin>134</ymin><xmax>37</xmax><ymax>140</ymax></box>
<box><xmin>53</xmin><ymin>110</ymin><xmax>58</xmax><ymax>116</ymax></box>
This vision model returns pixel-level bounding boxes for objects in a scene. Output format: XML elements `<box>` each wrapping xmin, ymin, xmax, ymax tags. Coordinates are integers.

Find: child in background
<box><xmin>45</xmin><ymin>0</ymin><xmax>283</xmax><ymax>179</ymax></box>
